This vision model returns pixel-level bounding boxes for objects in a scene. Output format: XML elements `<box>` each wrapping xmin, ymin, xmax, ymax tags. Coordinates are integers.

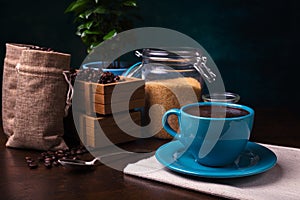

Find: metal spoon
<box><xmin>58</xmin><ymin>157</ymin><xmax>100</xmax><ymax>170</ymax></box>
<box><xmin>58</xmin><ymin>150</ymin><xmax>152</xmax><ymax>170</ymax></box>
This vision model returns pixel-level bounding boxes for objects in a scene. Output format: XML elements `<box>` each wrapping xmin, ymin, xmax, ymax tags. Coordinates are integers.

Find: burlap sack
<box><xmin>6</xmin><ymin>49</ymin><xmax>71</xmax><ymax>150</ymax></box>
<box><xmin>2</xmin><ymin>43</ymin><xmax>33</xmax><ymax>137</ymax></box>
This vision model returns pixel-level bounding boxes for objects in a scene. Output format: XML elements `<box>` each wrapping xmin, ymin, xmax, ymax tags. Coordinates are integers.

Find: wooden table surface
<box><xmin>0</xmin><ymin>107</ymin><xmax>299</xmax><ymax>200</ymax></box>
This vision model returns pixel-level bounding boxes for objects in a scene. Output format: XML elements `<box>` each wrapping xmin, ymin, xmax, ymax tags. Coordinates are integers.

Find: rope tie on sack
<box><xmin>62</xmin><ymin>71</ymin><xmax>74</xmax><ymax>117</ymax></box>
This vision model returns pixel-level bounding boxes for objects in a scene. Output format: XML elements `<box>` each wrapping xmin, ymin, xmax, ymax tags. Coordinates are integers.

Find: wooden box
<box><xmin>75</xmin><ymin>77</ymin><xmax>145</xmax><ymax>115</ymax></box>
<box><xmin>77</xmin><ymin>111</ymin><xmax>141</xmax><ymax>148</ymax></box>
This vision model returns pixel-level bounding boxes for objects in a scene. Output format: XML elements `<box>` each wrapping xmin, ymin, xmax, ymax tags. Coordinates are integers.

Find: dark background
<box><xmin>0</xmin><ymin>0</ymin><xmax>299</xmax><ymax>108</ymax></box>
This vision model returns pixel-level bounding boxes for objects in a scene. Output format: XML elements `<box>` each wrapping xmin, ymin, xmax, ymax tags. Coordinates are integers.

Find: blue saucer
<box><xmin>155</xmin><ymin>141</ymin><xmax>277</xmax><ymax>178</ymax></box>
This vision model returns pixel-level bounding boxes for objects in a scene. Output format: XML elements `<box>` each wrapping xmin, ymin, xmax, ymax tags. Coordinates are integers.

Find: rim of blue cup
<box><xmin>181</xmin><ymin>102</ymin><xmax>254</xmax><ymax>121</ymax></box>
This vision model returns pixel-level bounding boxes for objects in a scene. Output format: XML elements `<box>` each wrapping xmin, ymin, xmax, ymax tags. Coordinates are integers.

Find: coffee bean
<box><xmin>41</xmin><ymin>152</ymin><xmax>47</xmax><ymax>158</ymax></box>
<box><xmin>28</xmin><ymin>162</ymin><xmax>38</xmax><ymax>169</ymax></box>
<box><xmin>56</xmin><ymin>153</ymin><xmax>64</xmax><ymax>158</ymax></box>
<box><xmin>44</xmin><ymin>162</ymin><xmax>52</xmax><ymax>169</ymax></box>
<box><xmin>81</xmin><ymin>148</ymin><xmax>88</xmax><ymax>154</ymax></box>
<box><xmin>53</xmin><ymin>161</ymin><xmax>60</xmax><ymax>167</ymax></box>
<box><xmin>98</xmin><ymin>72</ymin><xmax>120</xmax><ymax>84</ymax></box>
<box><xmin>26</xmin><ymin>145</ymin><xmax>88</xmax><ymax>170</ymax></box>
<box><xmin>47</xmin><ymin>151</ymin><xmax>54</xmax><ymax>156</ymax></box>
<box><xmin>70</xmin><ymin>150</ymin><xmax>76</xmax><ymax>156</ymax></box>
<box><xmin>25</xmin><ymin>156</ymin><xmax>32</xmax><ymax>161</ymax></box>
<box><xmin>44</xmin><ymin>158</ymin><xmax>52</xmax><ymax>163</ymax></box>
<box><xmin>26</xmin><ymin>159</ymin><xmax>34</xmax><ymax>164</ymax></box>
<box><xmin>76</xmin><ymin>149</ymin><xmax>83</xmax><ymax>155</ymax></box>
<box><xmin>63</xmin><ymin>151</ymin><xmax>70</xmax><ymax>156</ymax></box>
<box><xmin>57</xmin><ymin>150</ymin><xmax>64</xmax><ymax>154</ymax></box>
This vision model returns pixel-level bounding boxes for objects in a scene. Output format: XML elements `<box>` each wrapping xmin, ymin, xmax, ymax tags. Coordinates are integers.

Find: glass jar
<box><xmin>126</xmin><ymin>48</ymin><xmax>215</xmax><ymax>139</ymax></box>
<box><xmin>202</xmin><ymin>92</ymin><xmax>240</xmax><ymax>103</ymax></box>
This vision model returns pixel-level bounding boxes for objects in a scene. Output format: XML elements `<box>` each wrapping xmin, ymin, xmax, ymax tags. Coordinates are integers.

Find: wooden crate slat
<box><xmin>75</xmin><ymin>77</ymin><xmax>145</xmax><ymax>115</ymax></box>
<box><xmin>94</xmin><ymin>86</ymin><xmax>145</xmax><ymax>104</ymax></box>
<box><xmin>90</xmin><ymin>77</ymin><xmax>145</xmax><ymax>95</ymax></box>
<box><xmin>94</xmin><ymin>99</ymin><xmax>145</xmax><ymax>115</ymax></box>
<box><xmin>78</xmin><ymin>111</ymin><xmax>141</xmax><ymax>148</ymax></box>
<box><xmin>84</xmin><ymin>111</ymin><xmax>141</xmax><ymax>129</ymax></box>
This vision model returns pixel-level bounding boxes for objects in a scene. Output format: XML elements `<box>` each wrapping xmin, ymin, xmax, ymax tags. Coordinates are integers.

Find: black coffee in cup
<box><xmin>185</xmin><ymin>105</ymin><xmax>249</xmax><ymax>118</ymax></box>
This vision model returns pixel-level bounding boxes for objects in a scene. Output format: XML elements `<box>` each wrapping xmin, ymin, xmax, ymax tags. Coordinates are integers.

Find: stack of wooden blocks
<box><xmin>74</xmin><ymin>77</ymin><xmax>145</xmax><ymax>148</ymax></box>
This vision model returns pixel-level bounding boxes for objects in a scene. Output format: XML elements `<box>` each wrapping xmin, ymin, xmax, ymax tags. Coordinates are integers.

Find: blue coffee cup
<box><xmin>162</xmin><ymin>102</ymin><xmax>254</xmax><ymax>167</ymax></box>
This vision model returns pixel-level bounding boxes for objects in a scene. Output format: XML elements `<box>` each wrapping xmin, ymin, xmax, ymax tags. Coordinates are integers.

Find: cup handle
<box><xmin>162</xmin><ymin>108</ymin><xmax>181</xmax><ymax>140</ymax></box>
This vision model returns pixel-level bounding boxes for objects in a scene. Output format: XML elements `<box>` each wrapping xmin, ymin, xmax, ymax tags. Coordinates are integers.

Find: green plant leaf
<box><xmin>65</xmin><ymin>1</ymin><xmax>78</xmax><ymax>13</ymax></box>
<box><xmin>77</xmin><ymin>21</ymin><xmax>94</xmax><ymax>31</ymax></box>
<box><xmin>93</xmin><ymin>6</ymin><xmax>107</xmax><ymax>14</ymax></box>
<box><xmin>103</xmin><ymin>29</ymin><xmax>117</xmax><ymax>40</ymax></box>
<box><xmin>78</xmin><ymin>6</ymin><xmax>107</xmax><ymax>19</ymax></box>
<box><xmin>76</xmin><ymin>29</ymin><xmax>82</xmax><ymax>36</ymax></box>
<box><xmin>65</xmin><ymin>0</ymin><xmax>91</xmax><ymax>13</ymax></box>
<box><xmin>123</xmin><ymin>0</ymin><xmax>137</xmax><ymax>7</ymax></box>
<box><xmin>65</xmin><ymin>0</ymin><xmax>139</xmax><ymax>53</ymax></box>
<box><xmin>80</xmin><ymin>9</ymin><xmax>94</xmax><ymax>19</ymax></box>
<box><xmin>82</xmin><ymin>30</ymin><xmax>102</xmax><ymax>37</ymax></box>
<box><xmin>90</xmin><ymin>41</ymin><xmax>101</xmax><ymax>49</ymax></box>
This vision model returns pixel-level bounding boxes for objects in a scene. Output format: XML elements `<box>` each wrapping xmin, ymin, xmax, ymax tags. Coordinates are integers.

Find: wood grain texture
<box><xmin>75</xmin><ymin>77</ymin><xmax>145</xmax><ymax>115</ymax></box>
<box><xmin>78</xmin><ymin>111</ymin><xmax>141</xmax><ymax>148</ymax></box>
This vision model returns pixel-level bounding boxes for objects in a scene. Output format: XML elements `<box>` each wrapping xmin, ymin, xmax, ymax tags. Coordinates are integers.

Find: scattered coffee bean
<box><xmin>44</xmin><ymin>157</ymin><xmax>52</xmax><ymax>163</ymax></box>
<box><xmin>53</xmin><ymin>161</ymin><xmax>60</xmax><ymax>167</ymax></box>
<box><xmin>25</xmin><ymin>145</ymin><xmax>88</xmax><ymax>170</ymax></box>
<box><xmin>76</xmin><ymin>149</ymin><xmax>83</xmax><ymax>155</ymax></box>
<box><xmin>28</xmin><ymin>162</ymin><xmax>38</xmax><ymax>169</ymax></box>
<box><xmin>72</xmin><ymin>156</ymin><xmax>79</xmax><ymax>160</ymax></box>
<box><xmin>44</xmin><ymin>162</ymin><xmax>52</xmax><ymax>169</ymax></box>
<box><xmin>26</xmin><ymin>159</ymin><xmax>34</xmax><ymax>164</ymax></box>
<box><xmin>56</xmin><ymin>153</ymin><xmax>64</xmax><ymax>158</ymax></box>
<box><xmin>25</xmin><ymin>156</ymin><xmax>32</xmax><ymax>161</ymax></box>
<box><xmin>57</xmin><ymin>150</ymin><xmax>64</xmax><ymax>154</ymax></box>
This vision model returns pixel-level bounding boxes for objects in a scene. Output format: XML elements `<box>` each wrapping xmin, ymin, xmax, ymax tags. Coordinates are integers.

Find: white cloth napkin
<box><xmin>124</xmin><ymin>143</ymin><xmax>300</xmax><ymax>200</ymax></box>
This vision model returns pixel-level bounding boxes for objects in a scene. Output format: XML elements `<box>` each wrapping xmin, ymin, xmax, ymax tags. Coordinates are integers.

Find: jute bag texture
<box><xmin>6</xmin><ymin>49</ymin><xmax>71</xmax><ymax>150</ymax></box>
<box><xmin>2</xmin><ymin>43</ymin><xmax>31</xmax><ymax>137</ymax></box>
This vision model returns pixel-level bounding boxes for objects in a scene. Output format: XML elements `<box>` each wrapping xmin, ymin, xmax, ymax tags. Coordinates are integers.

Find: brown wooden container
<box><xmin>75</xmin><ymin>77</ymin><xmax>145</xmax><ymax>115</ymax></box>
<box><xmin>77</xmin><ymin>110</ymin><xmax>141</xmax><ymax>148</ymax></box>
